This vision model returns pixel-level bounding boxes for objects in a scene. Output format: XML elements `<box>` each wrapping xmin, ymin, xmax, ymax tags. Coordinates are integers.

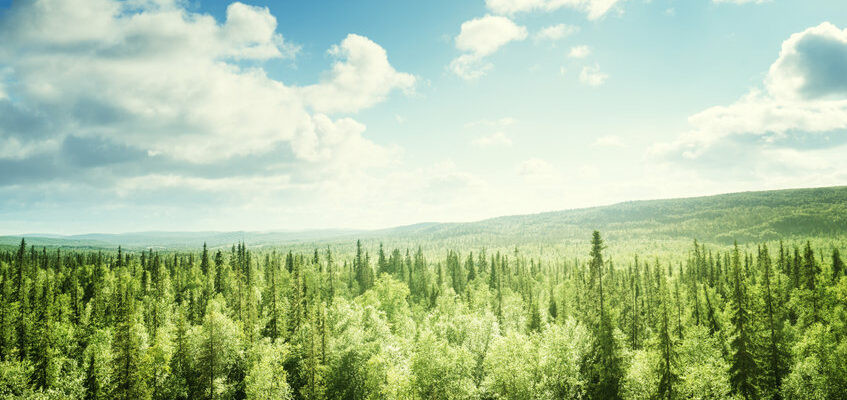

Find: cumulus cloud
<box><xmin>300</xmin><ymin>34</ymin><xmax>416</xmax><ymax>114</ymax></box>
<box><xmin>652</xmin><ymin>22</ymin><xmax>847</xmax><ymax>178</ymax></box>
<box><xmin>0</xmin><ymin>0</ymin><xmax>416</xmax><ymax>221</ymax></box>
<box><xmin>472</xmin><ymin>132</ymin><xmax>513</xmax><ymax>146</ymax></box>
<box><xmin>535</xmin><ymin>24</ymin><xmax>579</xmax><ymax>41</ymax></box>
<box><xmin>766</xmin><ymin>22</ymin><xmax>847</xmax><ymax>100</ymax></box>
<box><xmin>450</xmin><ymin>15</ymin><xmax>528</xmax><ymax>80</ymax></box>
<box><xmin>579</xmin><ymin>64</ymin><xmax>608</xmax><ymax>86</ymax></box>
<box><xmin>485</xmin><ymin>0</ymin><xmax>624</xmax><ymax>20</ymax></box>
<box><xmin>568</xmin><ymin>45</ymin><xmax>591</xmax><ymax>58</ymax></box>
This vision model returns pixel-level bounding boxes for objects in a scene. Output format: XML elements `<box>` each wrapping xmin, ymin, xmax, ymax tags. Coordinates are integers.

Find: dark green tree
<box><xmin>729</xmin><ymin>242</ymin><xmax>758</xmax><ymax>400</ymax></box>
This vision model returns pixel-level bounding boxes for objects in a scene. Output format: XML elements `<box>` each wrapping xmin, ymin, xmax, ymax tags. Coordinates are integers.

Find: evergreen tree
<box><xmin>802</xmin><ymin>242</ymin><xmax>820</xmax><ymax>325</ymax></box>
<box><xmin>657</xmin><ymin>277</ymin><xmax>678</xmax><ymax>400</ymax></box>
<box><xmin>583</xmin><ymin>231</ymin><xmax>622</xmax><ymax>400</ymax></box>
<box><xmin>759</xmin><ymin>244</ymin><xmax>786</xmax><ymax>399</ymax></box>
<box><xmin>729</xmin><ymin>242</ymin><xmax>758</xmax><ymax>400</ymax></box>
<box><xmin>466</xmin><ymin>252</ymin><xmax>476</xmax><ymax>282</ymax></box>
<box><xmin>354</xmin><ymin>240</ymin><xmax>374</xmax><ymax>294</ymax></box>
<box><xmin>288</xmin><ymin>251</ymin><xmax>302</xmax><ymax>336</ymax></box>
<box><xmin>548</xmin><ymin>287</ymin><xmax>558</xmax><ymax>322</ymax></box>
<box><xmin>197</xmin><ymin>299</ymin><xmax>241</xmax><ymax>400</ymax></box>
<box><xmin>377</xmin><ymin>243</ymin><xmax>388</xmax><ymax>276</ymax></box>
<box><xmin>200</xmin><ymin>243</ymin><xmax>210</xmax><ymax>276</ymax></box>
<box><xmin>832</xmin><ymin>248</ymin><xmax>844</xmax><ymax>281</ymax></box>
<box><xmin>111</xmin><ymin>275</ymin><xmax>151</xmax><ymax>400</ymax></box>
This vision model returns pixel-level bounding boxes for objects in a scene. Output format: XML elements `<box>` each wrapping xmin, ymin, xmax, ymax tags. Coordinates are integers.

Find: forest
<box><xmin>0</xmin><ymin>231</ymin><xmax>846</xmax><ymax>400</ymax></box>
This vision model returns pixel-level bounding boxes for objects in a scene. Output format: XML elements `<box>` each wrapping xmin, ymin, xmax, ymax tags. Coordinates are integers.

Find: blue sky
<box><xmin>0</xmin><ymin>0</ymin><xmax>846</xmax><ymax>234</ymax></box>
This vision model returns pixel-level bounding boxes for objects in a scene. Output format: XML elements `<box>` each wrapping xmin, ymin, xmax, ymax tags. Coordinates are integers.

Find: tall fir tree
<box><xmin>583</xmin><ymin>231</ymin><xmax>622</xmax><ymax>400</ymax></box>
<box><xmin>729</xmin><ymin>242</ymin><xmax>758</xmax><ymax>400</ymax></box>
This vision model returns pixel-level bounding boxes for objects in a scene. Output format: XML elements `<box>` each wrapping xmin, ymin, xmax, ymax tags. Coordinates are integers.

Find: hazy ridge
<box><xmin>4</xmin><ymin>185</ymin><xmax>846</xmax><ymax>250</ymax></box>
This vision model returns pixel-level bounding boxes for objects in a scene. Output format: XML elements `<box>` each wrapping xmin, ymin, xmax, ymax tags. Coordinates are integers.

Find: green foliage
<box><xmin>245</xmin><ymin>338</ymin><xmax>293</xmax><ymax>400</ymax></box>
<box><xmin>1</xmin><ymin>226</ymin><xmax>846</xmax><ymax>399</ymax></box>
<box><xmin>412</xmin><ymin>330</ymin><xmax>475</xmax><ymax>399</ymax></box>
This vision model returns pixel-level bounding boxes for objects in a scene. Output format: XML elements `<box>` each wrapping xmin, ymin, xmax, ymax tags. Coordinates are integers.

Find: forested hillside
<box><xmin>1</xmin><ymin>231</ymin><xmax>845</xmax><ymax>399</ymax></box>
<box><xmin>377</xmin><ymin>186</ymin><xmax>847</xmax><ymax>246</ymax></box>
<box><xmin>5</xmin><ymin>186</ymin><xmax>846</xmax><ymax>251</ymax></box>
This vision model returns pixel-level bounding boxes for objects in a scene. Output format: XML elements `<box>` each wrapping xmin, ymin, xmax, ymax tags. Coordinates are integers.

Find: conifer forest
<box><xmin>2</xmin><ymin>0</ymin><xmax>847</xmax><ymax>399</ymax></box>
<box><xmin>1</xmin><ymin>226</ymin><xmax>846</xmax><ymax>399</ymax></box>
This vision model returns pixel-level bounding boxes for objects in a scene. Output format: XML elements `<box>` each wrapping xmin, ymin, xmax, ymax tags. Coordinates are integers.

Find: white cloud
<box><xmin>593</xmin><ymin>135</ymin><xmax>624</xmax><ymax>147</ymax></box>
<box><xmin>0</xmin><ymin>0</ymin><xmax>413</xmax><ymax>186</ymax></box>
<box><xmin>450</xmin><ymin>15</ymin><xmax>528</xmax><ymax>80</ymax></box>
<box><xmin>301</xmin><ymin>34</ymin><xmax>416</xmax><ymax>114</ymax></box>
<box><xmin>568</xmin><ymin>45</ymin><xmax>591</xmax><ymax>58</ymax></box>
<box><xmin>472</xmin><ymin>132</ymin><xmax>513</xmax><ymax>146</ymax></box>
<box><xmin>450</xmin><ymin>54</ymin><xmax>493</xmax><ymax>80</ymax></box>
<box><xmin>485</xmin><ymin>0</ymin><xmax>624</xmax><ymax>20</ymax></box>
<box><xmin>766</xmin><ymin>22</ymin><xmax>847</xmax><ymax>100</ymax></box>
<box><xmin>221</xmin><ymin>2</ymin><xmax>301</xmax><ymax>60</ymax></box>
<box><xmin>579</xmin><ymin>64</ymin><xmax>608</xmax><ymax>86</ymax></box>
<box><xmin>652</xmin><ymin>22</ymin><xmax>847</xmax><ymax>178</ymax></box>
<box><xmin>535</xmin><ymin>24</ymin><xmax>579</xmax><ymax>41</ymax></box>
<box><xmin>455</xmin><ymin>15</ymin><xmax>528</xmax><ymax>56</ymax></box>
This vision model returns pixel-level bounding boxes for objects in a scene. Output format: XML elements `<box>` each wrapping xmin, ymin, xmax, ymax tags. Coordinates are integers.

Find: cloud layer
<box><xmin>485</xmin><ymin>0</ymin><xmax>624</xmax><ymax>20</ymax></box>
<box><xmin>0</xmin><ymin>0</ymin><xmax>418</xmax><ymax>229</ymax></box>
<box><xmin>653</xmin><ymin>22</ymin><xmax>847</xmax><ymax>181</ymax></box>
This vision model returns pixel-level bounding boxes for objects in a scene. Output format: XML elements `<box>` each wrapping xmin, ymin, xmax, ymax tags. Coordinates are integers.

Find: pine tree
<box><xmin>326</xmin><ymin>247</ymin><xmax>335</xmax><ymax>304</ymax></box>
<box><xmin>527</xmin><ymin>291</ymin><xmax>542</xmax><ymax>332</ymax></box>
<box><xmin>584</xmin><ymin>231</ymin><xmax>622</xmax><ymax>400</ymax></box>
<box><xmin>657</xmin><ymin>277</ymin><xmax>678</xmax><ymax>400</ymax></box>
<box><xmin>729</xmin><ymin>242</ymin><xmax>758</xmax><ymax>400</ymax></box>
<box><xmin>803</xmin><ymin>242</ymin><xmax>820</xmax><ymax>324</ymax></box>
<box><xmin>832</xmin><ymin>248</ymin><xmax>844</xmax><ymax>280</ymax></box>
<box><xmin>377</xmin><ymin>243</ymin><xmax>388</xmax><ymax>275</ymax></box>
<box><xmin>169</xmin><ymin>305</ymin><xmax>192</xmax><ymax>400</ymax></box>
<box><xmin>547</xmin><ymin>287</ymin><xmax>558</xmax><ymax>322</ymax></box>
<box><xmin>466</xmin><ymin>252</ymin><xmax>476</xmax><ymax>282</ymax></box>
<box><xmin>759</xmin><ymin>244</ymin><xmax>786</xmax><ymax>399</ymax></box>
<box><xmin>354</xmin><ymin>240</ymin><xmax>374</xmax><ymax>294</ymax></box>
<box><xmin>32</xmin><ymin>271</ymin><xmax>55</xmax><ymax>389</ymax></box>
<box><xmin>200</xmin><ymin>243</ymin><xmax>210</xmax><ymax>276</ymax></box>
<box><xmin>630</xmin><ymin>256</ymin><xmax>641</xmax><ymax>349</ymax></box>
<box><xmin>198</xmin><ymin>299</ymin><xmax>241</xmax><ymax>400</ymax></box>
<box><xmin>264</xmin><ymin>253</ymin><xmax>281</xmax><ymax>342</ymax></box>
<box><xmin>289</xmin><ymin>251</ymin><xmax>302</xmax><ymax>335</ymax></box>
<box><xmin>111</xmin><ymin>275</ymin><xmax>151</xmax><ymax>400</ymax></box>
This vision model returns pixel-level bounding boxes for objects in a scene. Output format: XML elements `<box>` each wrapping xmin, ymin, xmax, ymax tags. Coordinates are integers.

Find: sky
<box><xmin>0</xmin><ymin>0</ymin><xmax>846</xmax><ymax>234</ymax></box>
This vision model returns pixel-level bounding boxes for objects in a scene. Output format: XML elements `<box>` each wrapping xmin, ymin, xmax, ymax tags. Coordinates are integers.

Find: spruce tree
<box><xmin>377</xmin><ymin>243</ymin><xmax>388</xmax><ymax>275</ymax></box>
<box><xmin>729</xmin><ymin>242</ymin><xmax>758</xmax><ymax>400</ymax></box>
<box><xmin>111</xmin><ymin>276</ymin><xmax>151</xmax><ymax>400</ymax></box>
<box><xmin>657</xmin><ymin>277</ymin><xmax>678</xmax><ymax>400</ymax></box>
<box><xmin>832</xmin><ymin>248</ymin><xmax>844</xmax><ymax>280</ymax></box>
<box><xmin>803</xmin><ymin>242</ymin><xmax>820</xmax><ymax>324</ymax></box>
<box><xmin>759</xmin><ymin>244</ymin><xmax>785</xmax><ymax>399</ymax></box>
<box><xmin>583</xmin><ymin>231</ymin><xmax>622</xmax><ymax>400</ymax></box>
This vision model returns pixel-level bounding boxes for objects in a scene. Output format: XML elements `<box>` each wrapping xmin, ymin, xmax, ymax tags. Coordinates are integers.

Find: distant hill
<box><xmin>373</xmin><ymin>186</ymin><xmax>847</xmax><ymax>246</ymax></box>
<box><xmin>3</xmin><ymin>186</ymin><xmax>846</xmax><ymax>250</ymax></box>
<box><xmin>0</xmin><ymin>229</ymin><xmax>362</xmax><ymax>250</ymax></box>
